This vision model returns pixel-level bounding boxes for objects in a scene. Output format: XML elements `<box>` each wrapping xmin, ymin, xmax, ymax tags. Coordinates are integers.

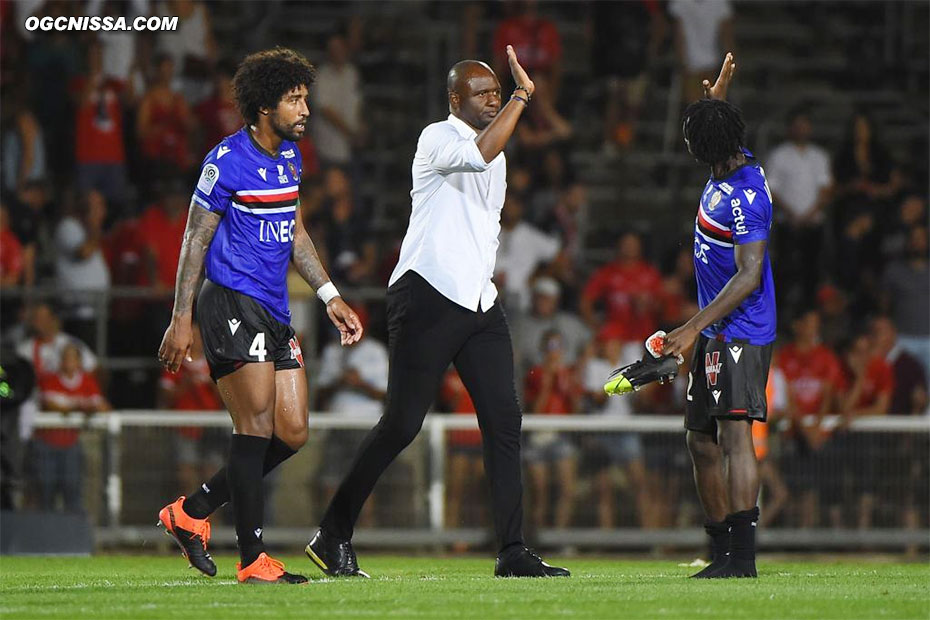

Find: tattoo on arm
<box><xmin>291</xmin><ymin>228</ymin><xmax>330</xmax><ymax>290</ymax></box>
<box><xmin>172</xmin><ymin>203</ymin><xmax>221</xmax><ymax>317</ymax></box>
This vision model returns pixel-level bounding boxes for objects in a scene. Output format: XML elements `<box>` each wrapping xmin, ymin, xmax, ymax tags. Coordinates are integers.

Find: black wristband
<box><xmin>513</xmin><ymin>85</ymin><xmax>532</xmax><ymax>101</ymax></box>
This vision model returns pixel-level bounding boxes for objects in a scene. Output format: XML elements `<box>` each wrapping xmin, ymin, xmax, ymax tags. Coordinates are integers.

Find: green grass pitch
<box><xmin>1</xmin><ymin>554</ymin><xmax>927</xmax><ymax>619</ymax></box>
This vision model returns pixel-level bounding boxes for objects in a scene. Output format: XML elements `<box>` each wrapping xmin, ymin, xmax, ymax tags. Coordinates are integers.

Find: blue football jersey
<box><xmin>693</xmin><ymin>149</ymin><xmax>777</xmax><ymax>345</ymax></box>
<box><xmin>191</xmin><ymin>127</ymin><xmax>302</xmax><ymax>325</ymax></box>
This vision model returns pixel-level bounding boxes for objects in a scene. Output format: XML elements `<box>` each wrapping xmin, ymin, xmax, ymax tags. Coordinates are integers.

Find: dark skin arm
<box><xmin>474</xmin><ymin>45</ymin><xmax>535</xmax><ymax>163</ymax></box>
<box><xmin>664</xmin><ymin>240</ymin><xmax>767</xmax><ymax>358</ymax></box>
<box><xmin>158</xmin><ymin>203</ymin><xmax>220</xmax><ymax>372</ymax></box>
<box><xmin>665</xmin><ymin>52</ymin><xmax>752</xmax><ymax>358</ymax></box>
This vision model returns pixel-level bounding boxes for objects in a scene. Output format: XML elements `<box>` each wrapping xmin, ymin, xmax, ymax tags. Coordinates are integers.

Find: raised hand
<box><xmin>506</xmin><ymin>44</ymin><xmax>535</xmax><ymax>98</ymax></box>
<box><xmin>703</xmin><ymin>52</ymin><xmax>737</xmax><ymax>101</ymax></box>
<box><xmin>326</xmin><ymin>298</ymin><xmax>364</xmax><ymax>346</ymax></box>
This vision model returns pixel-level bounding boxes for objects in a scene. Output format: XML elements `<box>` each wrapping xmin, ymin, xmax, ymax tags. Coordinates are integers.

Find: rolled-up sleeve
<box><xmin>421</xmin><ymin>123</ymin><xmax>491</xmax><ymax>174</ymax></box>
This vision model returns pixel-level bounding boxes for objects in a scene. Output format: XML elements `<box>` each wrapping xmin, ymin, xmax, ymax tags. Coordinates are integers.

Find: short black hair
<box><xmin>786</xmin><ymin>103</ymin><xmax>811</xmax><ymax>124</ymax></box>
<box><xmin>682</xmin><ymin>98</ymin><xmax>746</xmax><ymax>166</ymax></box>
<box><xmin>233</xmin><ymin>47</ymin><xmax>316</xmax><ymax>125</ymax></box>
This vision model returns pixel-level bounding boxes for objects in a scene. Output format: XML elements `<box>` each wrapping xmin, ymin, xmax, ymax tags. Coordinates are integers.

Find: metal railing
<box><xmin>26</xmin><ymin>410</ymin><xmax>930</xmax><ymax>550</ymax></box>
<box><xmin>1</xmin><ymin>285</ymin><xmax>388</xmax><ymax>406</ymax></box>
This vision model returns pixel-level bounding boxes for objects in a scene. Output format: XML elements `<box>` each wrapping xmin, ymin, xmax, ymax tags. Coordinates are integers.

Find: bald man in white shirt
<box><xmin>306</xmin><ymin>47</ymin><xmax>570</xmax><ymax>579</ymax></box>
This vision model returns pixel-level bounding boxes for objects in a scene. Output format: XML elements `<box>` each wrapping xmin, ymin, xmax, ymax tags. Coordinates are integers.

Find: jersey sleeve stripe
<box><xmin>191</xmin><ymin>194</ymin><xmax>214</xmax><ymax>210</ymax></box>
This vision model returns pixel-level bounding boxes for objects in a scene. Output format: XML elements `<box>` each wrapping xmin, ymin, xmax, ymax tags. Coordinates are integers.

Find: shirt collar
<box><xmin>447</xmin><ymin>114</ymin><xmax>479</xmax><ymax>138</ymax></box>
<box><xmin>246</xmin><ymin>125</ymin><xmax>281</xmax><ymax>160</ymax></box>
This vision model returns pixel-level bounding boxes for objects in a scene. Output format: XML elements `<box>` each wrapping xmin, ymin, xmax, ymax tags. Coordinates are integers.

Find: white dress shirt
<box><xmin>389</xmin><ymin>114</ymin><xmax>507</xmax><ymax>312</ymax></box>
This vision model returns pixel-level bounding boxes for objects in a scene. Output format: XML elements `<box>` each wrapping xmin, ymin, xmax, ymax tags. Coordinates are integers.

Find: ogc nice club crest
<box><xmin>705</xmin><ymin>351</ymin><xmax>721</xmax><ymax>387</ymax></box>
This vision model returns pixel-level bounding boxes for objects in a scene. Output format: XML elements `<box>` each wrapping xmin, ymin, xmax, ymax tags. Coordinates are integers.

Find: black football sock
<box><xmin>183</xmin><ymin>435</ymin><xmax>297</xmax><ymax>519</ymax></box>
<box><xmin>707</xmin><ymin>507</ymin><xmax>760</xmax><ymax>578</ymax></box>
<box><xmin>727</xmin><ymin>506</ymin><xmax>760</xmax><ymax>563</ymax></box>
<box><xmin>690</xmin><ymin>520</ymin><xmax>729</xmax><ymax>578</ymax></box>
<box><xmin>227</xmin><ymin>434</ymin><xmax>271</xmax><ymax>567</ymax></box>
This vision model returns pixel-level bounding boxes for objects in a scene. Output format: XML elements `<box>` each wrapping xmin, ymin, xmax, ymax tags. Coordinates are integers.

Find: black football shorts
<box><xmin>685</xmin><ymin>334</ymin><xmax>772</xmax><ymax>437</ymax></box>
<box><xmin>197</xmin><ymin>280</ymin><xmax>304</xmax><ymax>382</ymax></box>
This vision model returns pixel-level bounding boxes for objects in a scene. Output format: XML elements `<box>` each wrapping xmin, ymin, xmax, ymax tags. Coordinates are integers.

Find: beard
<box><xmin>271</xmin><ymin>114</ymin><xmax>305</xmax><ymax>142</ymax></box>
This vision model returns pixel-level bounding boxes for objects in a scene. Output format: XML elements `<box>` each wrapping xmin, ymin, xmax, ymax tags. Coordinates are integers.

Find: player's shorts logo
<box><xmin>705</xmin><ymin>351</ymin><xmax>722</xmax><ymax>387</ymax></box>
<box><xmin>288</xmin><ymin>337</ymin><xmax>304</xmax><ymax>367</ymax></box>
<box><xmin>729</xmin><ymin>345</ymin><xmax>743</xmax><ymax>363</ymax></box>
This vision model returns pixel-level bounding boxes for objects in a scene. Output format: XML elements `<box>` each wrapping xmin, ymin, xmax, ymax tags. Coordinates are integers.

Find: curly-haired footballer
<box><xmin>665</xmin><ymin>54</ymin><xmax>776</xmax><ymax>579</ymax></box>
<box><xmin>606</xmin><ymin>54</ymin><xmax>777</xmax><ymax>579</ymax></box>
<box><xmin>157</xmin><ymin>47</ymin><xmax>364</xmax><ymax>584</ymax></box>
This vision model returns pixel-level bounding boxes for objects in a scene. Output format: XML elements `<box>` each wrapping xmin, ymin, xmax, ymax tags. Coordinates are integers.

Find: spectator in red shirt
<box><xmin>580</xmin><ymin>232</ymin><xmax>664</xmax><ymax>344</ymax></box>
<box><xmin>870</xmin><ymin>317</ymin><xmax>930</xmax><ymax>547</ymax></box>
<box><xmin>659</xmin><ymin>245</ymin><xmax>699</xmax><ymax>329</ymax></box>
<box><xmin>778</xmin><ymin>310</ymin><xmax>844</xmax><ymax>434</ymax></box>
<box><xmin>33</xmin><ymin>344</ymin><xmax>110</xmax><ymax>513</ymax></box>
<box><xmin>72</xmin><ymin>40</ymin><xmax>128</xmax><ymax>209</ymax></box>
<box><xmin>139</xmin><ymin>178</ymin><xmax>188</xmax><ymax>295</ymax></box>
<box><xmin>439</xmin><ymin>369</ymin><xmax>486</xmax><ymax>536</ymax></box>
<box><xmin>137</xmin><ymin>54</ymin><xmax>194</xmax><ymax>174</ymax></box>
<box><xmin>194</xmin><ymin>61</ymin><xmax>242</xmax><ymax>153</ymax></box>
<box><xmin>134</xmin><ymin>177</ymin><xmax>189</xmax><ymax>356</ymax></box>
<box><xmin>157</xmin><ymin>324</ymin><xmax>224</xmax><ymax>496</ymax></box>
<box><xmin>870</xmin><ymin>316</ymin><xmax>928</xmax><ymax>415</ymax></box>
<box><xmin>837</xmin><ymin>333</ymin><xmax>894</xmax><ymax>418</ymax></box>
<box><xmin>777</xmin><ymin>308</ymin><xmax>843</xmax><ymax>528</ymax></box>
<box><xmin>492</xmin><ymin>0</ymin><xmax>563</xmax><ymax>99</ymax></box>
<box><xmin>102</xmin><ymin>215</ymin><xmax>149</xmax><ymax>340</ymax></box>
<box><xmin>0</xmin><ymin>202</ymin><xmax>27</xmax><ymax>287</ymax></box>
<box><xmin>523</xmin><ymin>329</ymin><xmax>580</xmax><ymax>529</ymax></box>
<box><xmin>836</xmin><ymin>332</ymin><xmax>894</xmax><ymax>530</ymax></box>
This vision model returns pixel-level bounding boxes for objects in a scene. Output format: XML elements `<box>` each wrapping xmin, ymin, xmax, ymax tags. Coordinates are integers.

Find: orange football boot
<box><xmin>157</xmin><ymin>496</ymin><xmax>216</xmax><ymax>576</ymax></box>
<box><xmin>237</xmin><ymin>552</ymin><xmax>308</xmax><ymax>584</ymax></box>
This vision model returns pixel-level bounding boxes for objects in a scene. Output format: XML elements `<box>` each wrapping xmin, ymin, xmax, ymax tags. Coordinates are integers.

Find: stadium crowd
<box><xmin>0</xmin><ymin>0</ymin><xmax>927</xmax><ymax>536</ymax></box>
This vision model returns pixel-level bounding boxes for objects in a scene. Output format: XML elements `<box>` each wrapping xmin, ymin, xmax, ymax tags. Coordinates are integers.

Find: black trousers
<box><xmin>320</xmin><ymin>271</ymin><xmax>525</xmax><ymax>550</ymax></box>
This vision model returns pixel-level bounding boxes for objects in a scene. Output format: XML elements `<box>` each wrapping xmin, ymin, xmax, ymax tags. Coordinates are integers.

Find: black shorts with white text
<box><xmin>197</xmin><ymin>280</ymin><xmax>304</xmax><ymax>382</ymax></box>
<box><xmin>685</xmin><ymin>334</ymin><xmax>772</xmax><ymax>436</ymax></box>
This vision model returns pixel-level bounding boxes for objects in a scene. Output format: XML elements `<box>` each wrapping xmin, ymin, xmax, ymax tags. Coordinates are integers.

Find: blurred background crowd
<box><xmin>0</xmin><ymin>0</ymin><xmax>927</xmax><ymax>543</ymax></box>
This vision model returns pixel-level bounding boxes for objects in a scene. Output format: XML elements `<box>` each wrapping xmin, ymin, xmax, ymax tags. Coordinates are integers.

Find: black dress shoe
<box><xmin>305</xmin><ymin>529</ymin><xmax>370</xmax><ymax>578</ymax></box>
<box><xmin>494</xmin><ymin>546</ymin><xmax>570</xmax><ymax>578</ymax></box>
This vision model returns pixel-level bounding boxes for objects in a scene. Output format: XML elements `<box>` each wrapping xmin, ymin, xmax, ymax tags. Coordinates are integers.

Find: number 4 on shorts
<box><xmin>249</xmin><ymin>332</ymin><xmax>267</xmax><ymax>362</ymax></box>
